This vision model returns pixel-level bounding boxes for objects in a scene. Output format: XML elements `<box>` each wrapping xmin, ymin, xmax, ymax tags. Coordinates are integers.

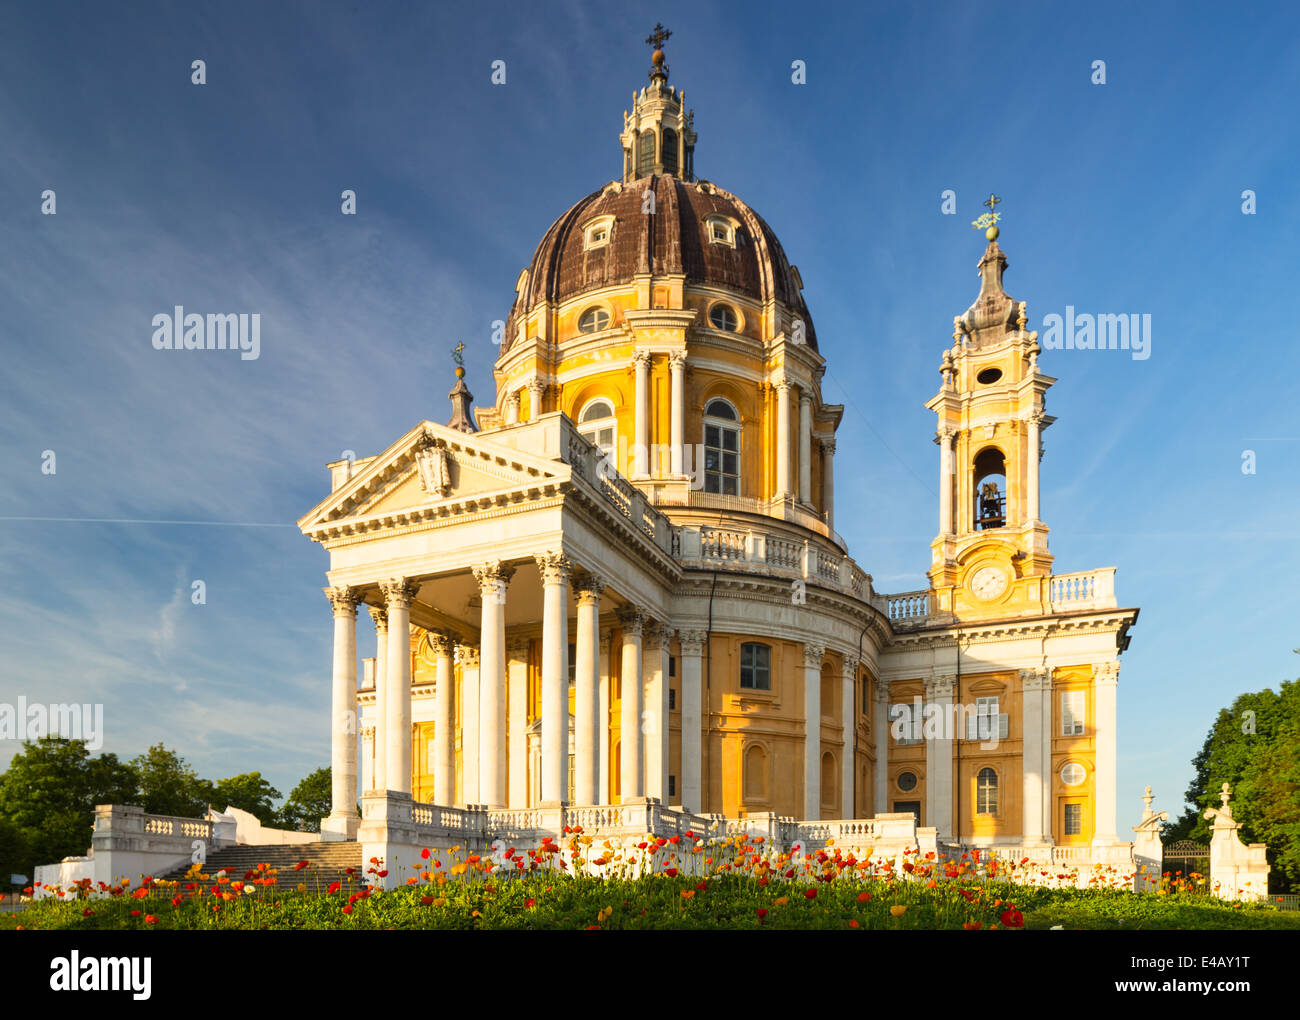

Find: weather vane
<box><xmin>971</xmin><ymin>193</ymin><xmax>1002</xmax><ymax>240</ymax></box>
<box><xmin>451</xmin><ymin>341</ymin><xmax>465</xmax><ymax>378</ymax></box>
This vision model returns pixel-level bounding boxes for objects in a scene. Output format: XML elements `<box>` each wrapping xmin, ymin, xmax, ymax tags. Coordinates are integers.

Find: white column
<box><xmin>573</xmin><ymin>572</ymin><xmax>605</xmax><ymax>805</ymax></box>
<box><xmin>1027</xmin><ymin>412</ymin><xmax>1043</xmax><ymax>522</ymax></box>
<box><xmin>633</xmin><ymin>351</ymin><xmax>651</xmax><ymax>477</ymax></box>
<box><xmin>841</xmin><ymin>656</ymin><xmax>858</xmax><ymax>818</ymax></box>
<box><xmin>369</xmin><ymin>606</ymin><xmax>388</xmax><ymax>792</ymax></box>
<box><xmin>798</xmin><ymin>391</ymin><xmax>813</xmax><ymax>504</ymax></box>
<box><xmin>643</xmin><ymin>623</ymin><xmax>670</xmax><ymax>803</ymax></box>
<box><xmin>678</xmin><ymin>630</ymin><xmax>705</xmax><ymax>813</ymax></box>
<box><xmin>528</xmin><ymin>378</ymin><xmax>545</xmax><ymax>421</ymax></box>
<box><xmin>938</xmin><ymin>427</ymin><xmax>955</xmax><ymax>535</ymax></box>
<box><xmin>507</xmin><ymin>638</ymin><xmax>529</xmax><ymax>808</ymax></box>
<box><xmin>1042</xmin><ymin>672</ymin><xmax>1054</xmax><ymax>842</ymax></box>
<box><xmin>802</xmin><ymin>643</ymin><xmax>824</xmax><ymax>819</ymax></box>
<box><xmin>669</xmin><ymin>352</ymin><xmax>686</xmax><ymax>476</ymax></box>
<box><xmin>822</xmin><ymin>438</ymin><xmax>836</xmax><ymax>530</ymax></box>
<box><xmin>473</xmin><ymin>562</ymin><xmax>513</xmax><ymax>809</ymax></box>
<box><xmin>598</xmin><ymin>632</ymin><xmax>612</xmax><ymax>803</ymax></box>
<box><xmin>380</xmin><ymin>579</ymin><xmax>417</xmax><ymax>796</ymax></box>
<box><xmin>925</xmin><ymin>674</ymin><xmax>955</xmax><ymax>841</ymax></box>
<box><xmin>424</xmin><ymin>632</ymin><xmax>453</xmax><ymax>806</ymax></box>
<box><xmin>873</xmin><ymin>685</ymin><xmax>889</xmax><ymax>816</ymax></box>
<box><xmin>459</xmin><ymin>646</ymin><xmax>480</xmax><ymax>804</ymax></box>
<box><xmin>775</xmin><ymin>379</ymin><xmax>791</xmax><ymax>498</ymax></box>
<box><xmin>618</xmin><ymin>608</ymin><xmax>645</xmax><ymax>801</ymax></box>
<box><xmin>1092</xmin><ymin>662</ymin><xmax>1120</xmax><ymax>844</ymax></box>
<box><xmin>537</xmin><ymin>553</ymin><xmax>572</xmax><ymax>804</ymax></box>
<box><xmin>1020</xmin><ymin>669</ymin><xmax>1046</xmax><ymax>845</ymax></box>
<box><xmin>326</xmin><ymin>587</ymin><xmax>360</xmax><ymax>836</ymax></box>
<box><xmin>505</xmin><ymin>392</ymin><xmax>520</xmax><ymax>425</ymax></box>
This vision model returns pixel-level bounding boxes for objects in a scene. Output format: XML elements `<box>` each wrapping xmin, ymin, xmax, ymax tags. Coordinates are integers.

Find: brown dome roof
<box><xmin>504</xmin><ymin>175</ymin><xmax>816</xmax><ymax>352</ymax></box>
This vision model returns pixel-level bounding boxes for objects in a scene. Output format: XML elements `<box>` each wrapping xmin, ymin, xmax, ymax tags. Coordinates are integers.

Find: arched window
<box><xmin>739</xmin><ymin>641</ymin><xmax>770</xmax><ymax>690</ymax></box>
<box><xmin>662</xmin><ymin>128</ymin><xmax>679</xmax><ymax>176</ymax></box>
<box><xmin>976</xmin><ymin>767</ymin><xmax>999</xmax><ymax>815</ymax></box>
<box><xmin>578</xmin><ymin>306</ymin><xmax>610</xmax><ymax>334</ymax></box>
<box><xmin>973</xmin><ymin>447</ymin><xmax>1007</xmax><ymax>530</ymax></box>
<box><xmin>744</xmin><ymin>744</ymin><xmax>767</xmax><ymax>800</ymax></box>
<box><xmin>821</xmin><ymin>751</ymin><xmax>837</xmax><ymax>808</ymax></box>
<box><xmin>704</xmin><ymin>398</ymin><xmax>740</xmax><ymax>495</ymax></box>
<box><xmin>578</xmin><ymin>398</ymin><xmax>617</xmax><ymax>460</ymax></box>
<box><xmin>637</xmin><ymin>130</ymin><xmax>655</xmax><ymax>177</ymax></box>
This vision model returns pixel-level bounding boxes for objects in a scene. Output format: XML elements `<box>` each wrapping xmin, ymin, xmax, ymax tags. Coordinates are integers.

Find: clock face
<box><xmin>970</xmin><ymin>566</ymin><xmax>1008</xmax><ymax>601</ymax></box>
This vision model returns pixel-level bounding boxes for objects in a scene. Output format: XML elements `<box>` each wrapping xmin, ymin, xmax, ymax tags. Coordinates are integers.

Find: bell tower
<box><xmin>926</xmin><ymin>200</ymin><xmax>1056</xmax><ymax>618</ymax></box>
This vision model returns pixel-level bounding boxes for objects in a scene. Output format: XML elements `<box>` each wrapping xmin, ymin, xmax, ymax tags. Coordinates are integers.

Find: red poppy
<box><xmin>857</xmin><ymin>891</ymin><xmax>871</xmax><ymax>903</ymax></box>
<box><xmin>144</xmin><ymin>915</ymin><xmax>158</xmax><ymax>925</ymax></box>
<box><xmin>342</xmin><ymin>904</ymin><xmax>353</xmax><ymax>915</ymax></box>
<box><xmin>295</xmin><ymin>860</ymin><xmax>310</xmax><ymax>871</ymax></box>
<box><xmin>171</xmin><ymin>896</ymin><xmax>182</xmax><ymax>907</ymax></box>
<box><xmin>1000</xmin><ymin>908</ymin><xmax>1024</xmax><ymax>928</ymax></box>
<box><xmin>804</xmin><ymin>889</ymin><xmax>817</xmax><ymax>900</ymax></box>
<box><xmin>664</xmin><ymin>868</ymin><xmax>678</xmax><ymax>877</ymax></box>
<box><xmin>328</xmin><ymin>882</ymin><xmax>341</xmax><ymax>895</ymax></box>
<box><xmin>756</xmin><ymin>908</ymin><xmax>767</xmax><ymax>918</ymax></box>
<box><xmin>963</xmin><ymin>921</ymin><xmax>982</xmax><ymax>930</ymax></box>
<box><xmin>421</xmin><ymin>896</ymin><xmax>434</xmax><ymax>906</ymax></box>
<box><xmin>377</xmin><ymin>870</ymin><xmax>389</xmax><ymax>878</ymax></box>
<box><xmin>82</xmin><ymin>908</ymin><xmax>94</xmax><ymax>917</ymax></box>
<box><xmin>130</xmin><ymin>909</ymin><xmax>141</xmax><ymax>916</ymax></box>
<box><xmin>526</xmin><ymin>898</ymin><xmax>536</xmax><ymax>908</ymax></box>
<box><xmin>421</xmin><ymin>848</ymin><xmax>431</xmax><ymax>860</ymax></box>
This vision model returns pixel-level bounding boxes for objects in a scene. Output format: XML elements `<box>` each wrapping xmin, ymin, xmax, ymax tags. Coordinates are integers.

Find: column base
<box><xmin>321</xmin><ymin>812</ymin><xmax>360</xmax><ymax>842</ymax></box>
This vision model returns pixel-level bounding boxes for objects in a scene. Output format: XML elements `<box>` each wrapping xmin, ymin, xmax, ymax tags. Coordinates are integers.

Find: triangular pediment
<box><xmin>298</xmin><ymin>421</ymin><xmax>568</xmax><ymax>534</ymax></box>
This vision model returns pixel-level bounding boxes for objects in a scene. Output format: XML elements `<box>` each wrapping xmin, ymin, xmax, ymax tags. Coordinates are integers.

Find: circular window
<box><xmin>1061</xmin><ymin>762</ymin><xmax>1085</xmax><ymax>787</ymax></box>
<box><xmin>708</xmin><ymin>304</ymin><xmax>738</xmax><ymax>331</ymax></box>
<box><xmin>578</xmin><ymin>307</ymin><xmax>610</xmax><ymax>334</ymax></box>
<box><xmin>977</xmin><ymin>367</ymin><xmax>1003</xmax><ymax>385</ymax></box>
<box><xmin>896</xmin><ymin>771</ymin><xmax>917</xmax><ymax>792</ymax></box>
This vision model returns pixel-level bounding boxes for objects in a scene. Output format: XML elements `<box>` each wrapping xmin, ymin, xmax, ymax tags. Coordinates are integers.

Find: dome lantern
<box><xmin>620</xmin><ymin>24</ymin><xmax>696</xmax><ymax>182</ymax></box>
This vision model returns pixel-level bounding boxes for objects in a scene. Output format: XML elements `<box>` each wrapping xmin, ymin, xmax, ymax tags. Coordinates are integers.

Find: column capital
<box><xmin>572</xmin><ymin>570</ymin><xmax>608</xmax><ymax>604</ymax></box>
<box><xmin>617</xmin><ymin>606</ymin><xmax>646</xmax><ymax>636</ymax></box>
<box><xmin>925</xmin><ymin>673</ymin><xmax>957</xmax><ymax>699</ymax></box>
<box><xmin>325</xmin><ymin>586</ymin><xmax>361</xmax><ymax>617</ymax></box>
<box><xmin>425</xmin><ymin>630</ymin><xmax>456</xmax><ymax>656</ymax></box>
<box><xmin>772</xmin><ymin>373</ymin><xmax>791</xmax><ymax>392</ymax></box>
<box><xmin>821</xmin><ymin>437</ymin><xmax>837</xmax><ymax>455</ymax></box>
<box><xmin>873</xmin><ymin>683</ymin><xmax>890</xmax><ymax>707</ymax></box>
<box><xmin>379</xmin><ymin>578</ymin><xmax>419</xmax><ymax>609</ymax></box>
<box><xmin>368</xmin><ymin>605</ymin><xmax>389</xmax><ymax>630</ymax></box>
<box><xmin>678</xmin><ymin>629</ymin><xmax>707</xmax><ymax>655</ymax></box>
<box><xmin>1019</xmin><ymin>667</ymin><xmax>1050</xmax><ymax>691</ymax></box>
<box><xmin>472</xmin><ymin>560</ymin><xmax>517</xmax><ymax>590</ymax></box>
<box><xmin>799</xmin><ymin>390</ymin><xmax>813</xmax><ymax>407</ymax></box>
<box><xmin>643</xmin><ymin>621</ymin><xmax>674</xmax><ymax>652</ymax></box>
<box><xmin>458</xmin><ymin>644</ymin><xmax>481</xmax><ymax>669</ymax></box>
<box><xmin>535</xmin><ymin>552</ymin><xmax>575</xmax><ymax>585</ymax></box>
<box><xmin>668</xmin><ymin>351</ymin><xmax>687</xmax><ymax>372</ymax></box>
<box><xmin>1093</xmin><ymin>661</ymin><xmax>1120</xmax><ymax>686</ymax></box>
<box><xmin>801</xmin><ymin>642</ymin><xmax>826</xmax><ymax>668</ymax></box>
<box><xmin>632</xmin><ymin>350</ymin><xmax>653</xmax><ymax>369</ymax></box>
<box><xmin>527</xmin><ymin>377</ymin><xmax>546</xmax><ymax>397</ymax></box>
<box><xmin>840</xmin><ymin>654</ymin><xmax>860</xmax><ymax>678</ymax></box>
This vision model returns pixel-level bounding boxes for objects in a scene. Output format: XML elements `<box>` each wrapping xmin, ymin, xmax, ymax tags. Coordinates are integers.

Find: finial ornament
<box><xmin>971</xmin><ymin>193</ymin><xmax>1002</xmax><ymax>241</ymax></box>
<box><xmin>451</xmin><ymin>340</ymin><xmax>466</xmax><ymax>380</ymax></box>
<box><xmin>645</xmin><ymin>23</ymin><xmax>672</xmax><ymax>79</ymax></box>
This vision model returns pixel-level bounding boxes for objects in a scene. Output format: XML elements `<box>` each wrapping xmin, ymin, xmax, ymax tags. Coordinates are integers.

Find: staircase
<box><xmin>157</xmin><ymin>841</ymin><xmax>365</xmax><ymax>892</ymax></box>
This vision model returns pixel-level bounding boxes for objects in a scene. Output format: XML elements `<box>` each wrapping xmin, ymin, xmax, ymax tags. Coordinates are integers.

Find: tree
<box><xmin>1166</xmin><ymin>677</ymin><xmax>1300</xmax><ymax>891</ymax></box>
<box><xmin>211</xmin><ymin>772</ymin><xmax>281</xmax><ymax>826</ymax></box>
<box><xmin>277</xmin><ymin>767</ymin><xmax>332</xmax><ymax>832</ymax></box>
<box><xmin>0</xmin><ymin>737</ymin><xmax>140</xmax><ymax>880</ymax></box>
<box><xmin>0</xmin><ymin>816</ymin><xmax>31</xmax><ymax>888</ymax></box>
<box><xmin>130</xmin><ymin>744</ymin><xmax>214</xmax><ymax>818</ymax></box>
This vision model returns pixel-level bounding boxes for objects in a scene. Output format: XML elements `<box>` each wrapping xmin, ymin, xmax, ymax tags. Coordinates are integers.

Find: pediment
<box><xmin>299</xmin><ymin>421</ymin><xmax>568</xmax><ymax>533</ymax></box>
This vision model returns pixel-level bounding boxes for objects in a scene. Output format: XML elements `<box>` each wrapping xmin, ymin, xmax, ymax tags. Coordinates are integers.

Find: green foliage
<box><xmin>0</xmin><ymin>816</ymin><xmax>31</xmax><ymax>887</ymax></box>
<box><xmin>129</xmin><ymin>744</ymin><xmax>214</xmax><ymax>817</ymax></box>
<box><xmin>0</xmin><ymin>738</ymin><xmax>140</xmax><ymax>878</ymax></box>
<box><xmin>210</xmin><ymin>772</ymin><xmax>281</xmax><ymax>826</ymax></box>
<box><xmin>277</xmin><ymin>767</ymin><xmax>331</xmax><ymax>832</ymax></box>
<box><xmin>1167</xmin><ymin>677</ymin><xmax>1300</xmax><ymax>891</ymax></box>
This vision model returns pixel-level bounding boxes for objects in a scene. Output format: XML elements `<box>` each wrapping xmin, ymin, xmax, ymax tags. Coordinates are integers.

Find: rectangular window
<box><xmin>894</xmin><ymin>800</ymin><xmax>921</xmax><ymax>824</ymax></box>
<box><xmin>1064</xmin><ymin>802</ymin><xmax>1082</xmax><ymax>836</ymax></box>
<box><xmin>704</xmin><ymin>423</ymin><xmax>740</xmax><ymax>495</ymax></box>
<box><xmin>1061</xmin><ymin>691</ymin><xmax>1086</xmax><ymax>736</ymax></box>
<box><xmin>669</xmin><ymin>656</ymin><xmax>676</xmax><ymax>678</ymax></box>
<box><xmin>889</xmin><ymin>702</ymin><xmax>923</xmax><ymax>744</ymax></box>
<box><xmin>668</xmin><ymin>775</ymin><xmax>676</xmax><ymax>798</ymax></box>
<box><xmin>568</xmin><ymin>643</ymin><xmax>576</xmax><ymax>686</ymax></box>
<box><xmin>965</xmin><ymin>697</ymin><xmax>1009</xmax><ymax>740</ymax></box>
<box><xmin>668</xmin><ymin>688</ymin><xmax>676</xmax><ymax>710</ymax></box>
<box><xmin>739</xmin><ymin>642</ymin><xmax>771</xmax><ymax>690</ymax></box>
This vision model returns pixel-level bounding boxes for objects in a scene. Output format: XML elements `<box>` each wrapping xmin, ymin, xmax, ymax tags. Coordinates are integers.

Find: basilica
<box><xmin>298</xmin><ymin>35</ymin><xmax>1138</xmax><ymax>860</ymax></box>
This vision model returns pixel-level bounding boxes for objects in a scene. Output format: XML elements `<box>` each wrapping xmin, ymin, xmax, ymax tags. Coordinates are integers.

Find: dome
<box><xmin>503</xmin><ymin>174</ymin><xmax>817</xmax><ymax>352</ymax></box>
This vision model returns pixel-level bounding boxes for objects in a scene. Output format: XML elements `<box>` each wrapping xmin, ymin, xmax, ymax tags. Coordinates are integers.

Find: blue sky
<box><xmin>1</xmin><ymin>0</ymin><xmax>1297</xmax><ymax>823</ymax></box>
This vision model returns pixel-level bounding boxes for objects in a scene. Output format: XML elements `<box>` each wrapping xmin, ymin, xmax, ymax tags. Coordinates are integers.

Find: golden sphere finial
<box><xmin>985</xmin><ymin>225</ymin><xmax>999</xmax><ymax>241</ymax></box>
<box><xmin>455</xmin><ymin>366</ymin><xmax>465</xmax><ymax>379</ymax></box>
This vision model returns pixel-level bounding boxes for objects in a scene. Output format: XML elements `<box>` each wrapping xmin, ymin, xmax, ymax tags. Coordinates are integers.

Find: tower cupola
<box><xmin>619</xmin><ymin>24</ymin><xmax>697</xmax><ymax>182</ymax></box>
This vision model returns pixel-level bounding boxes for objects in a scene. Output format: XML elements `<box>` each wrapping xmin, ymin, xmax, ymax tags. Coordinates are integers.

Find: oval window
<box><xmin>977</xmin><ymin>367</ymin><xmax>1002</xmax><ymax>385</ymax></box>
<box><xmin>709</xmin><ymin>304</ymin><xmax>738</xmax><ymax>331</ymax></box>
<box><xmin>578</xmin><ymin>307</ymin><xmax>610</xmax><ymax>334</ymax></box>
<box><xmin>1061</xmin><ymin>762</ymin><xmax>1085</xmax><ymax>787</ymax></box>
<box><xmin>897</xmin><ymin>771</ymin><xmax>918</xmax><ymax>792</ymax></box>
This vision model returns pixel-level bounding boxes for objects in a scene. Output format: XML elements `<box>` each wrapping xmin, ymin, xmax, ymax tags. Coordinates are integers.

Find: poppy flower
<box><xmin>849</xmin><ymin>919</ymin><xmax>859</xmax><ymax>929</ymax></box>
<box><xmin>82</xmin><ymin>908</ymin><xmax>94</xmax><ymax>917</ymax></box>
<box><xmin>756</xmin><ymin>908</ymin><xmax>767</xmax><ymax>919</ymax></box>
<box><xmin>421</xmin><ymin>896</ymin><xmax>434</xmax><ymax>906</ymax></box>
<box><xmin>294</xmin><ymin>861</ymin><xmax>310</xmax><ymax>871</ymax></box>
<box><xmin>963</xmin><ymin>921</ymin><xmax>982</xmax><ymax>930</ymax></box>
<box><xmin>664</xmin><ymin>868</ymin><xmax>678</xmax><ymax>877</ymax></box>
<box><xmin>328</xmin><ymin>882</ymin><xmax>341</xmax><ymax>895</ymax></box>
<box><xmin>171</xmin><ymin>896</ymin><xmax>182</xmax><ymax>907</ymax></box>
<box><xmin>144</xmin><ymin>915</ymin><xmax>158</xmax><ymax>925</ymax></box>
<box><xmin>804</xmin><ymin>889</ymin><xmax>817</xmax><ymax>900</ymax></box>
<box><xmin>342</xmin><ymin>904</ymin><xmax>353</xmax><ymax>915</ymax></box>
<box><xmin>130</xmin><ymin>909</ymin><xmax>141</xmax><ymax>916</ymax></box>
<box><xmin>421</xmin><ymin>848</ymin><xmax>431</xmax><ymax>860</ymax></box>
<box><xmin>1000</xmin><ymin>908</ymin><xmax>1024</xmax><ymax>928</ymax></box>
<box><xmin>857</xmin><ymin>891</ymin><xmax>871</xmax><ymax>903</ymax></box>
